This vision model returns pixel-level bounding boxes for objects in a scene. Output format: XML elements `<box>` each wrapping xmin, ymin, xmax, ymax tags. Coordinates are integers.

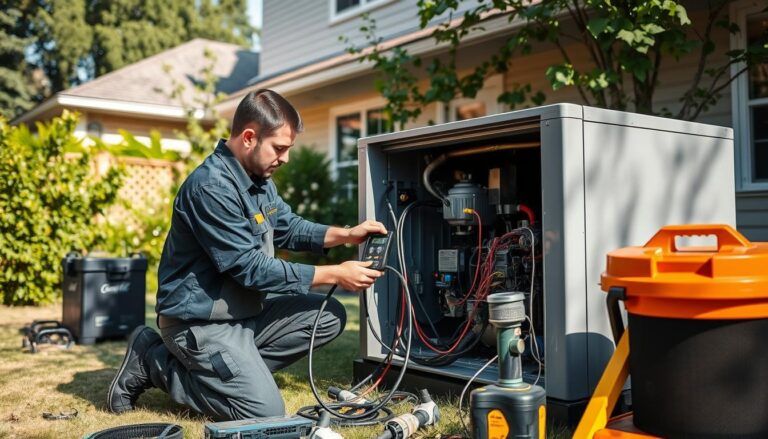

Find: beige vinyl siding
<box><xmin>94</xmin><ymin>113</ymin><xmax>189</xmax><ymax>139</ymax></box>
<box><xmin>261</xmin><ymin>0</ymin><xmax>480</xmax><ymax>77</ymax></box>
<box><xmin>295</xmin><ymin>105</ymin><xmax>330</xmax><ymax>152</ymax></box>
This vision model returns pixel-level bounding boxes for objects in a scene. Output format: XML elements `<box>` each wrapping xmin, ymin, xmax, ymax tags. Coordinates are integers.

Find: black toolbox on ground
<box><xmin>62</xmin><ymin>251</ymin><xmax>147</xmax><ymax>344</ymax></box>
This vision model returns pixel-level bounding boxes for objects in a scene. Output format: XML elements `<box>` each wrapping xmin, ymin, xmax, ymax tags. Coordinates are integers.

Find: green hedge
<box><xmin>0</xmin><ymin>118</ymin><xmax>359</xmax><ymax>305</ymax></box>
<box><xmin>272</xmin><ymin>146</ymin><xmax>357</xmax><ymax>264</ymax></box>
<box><xmin>0</xmin><ymin>112</ymin><xmax>123</xmax><ymax>305</ymax></box>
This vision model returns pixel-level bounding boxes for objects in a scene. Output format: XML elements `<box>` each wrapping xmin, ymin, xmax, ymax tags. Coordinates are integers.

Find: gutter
<box><xmin>13</xmin><ymin>94</ymin><xmax>208</xmax><ymax>125</ymax></box>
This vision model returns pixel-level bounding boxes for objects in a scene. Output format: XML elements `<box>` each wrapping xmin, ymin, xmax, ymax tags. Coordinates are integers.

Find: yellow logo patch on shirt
<box><xmin>254</xmin><ymin>213</ymin><xmax>265</xmax><ymax>224</ymax></box>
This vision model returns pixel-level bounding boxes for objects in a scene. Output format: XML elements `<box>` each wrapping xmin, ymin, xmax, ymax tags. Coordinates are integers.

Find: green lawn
<box><xmin>0</xmin><ymin>293</ymin><xmax>571</xmax><ymax>438</ymax></box>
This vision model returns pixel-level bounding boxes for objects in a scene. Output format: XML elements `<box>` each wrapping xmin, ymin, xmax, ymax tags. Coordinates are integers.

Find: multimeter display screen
<box><xmin>370</xmin><ymin>237</ymin><xmax>388</xmax><ymax>245</ymax></box>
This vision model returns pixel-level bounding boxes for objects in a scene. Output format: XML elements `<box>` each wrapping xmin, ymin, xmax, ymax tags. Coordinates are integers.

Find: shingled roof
<box><xmin>66</xmin><ymin>38</ymin><xmax>259</xmax><ymax>106</ymax></box>
<box><xmin>14</xmin><ymin>38</ymin><xmax>258</xmax><ymax>124</ymax></box>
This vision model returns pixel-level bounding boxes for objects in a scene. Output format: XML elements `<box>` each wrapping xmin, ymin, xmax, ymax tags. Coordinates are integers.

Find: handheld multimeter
<box><xmin>361</xmin><ymin>232</ymin><xmax>393</xmax><ymax>271</ymax></box>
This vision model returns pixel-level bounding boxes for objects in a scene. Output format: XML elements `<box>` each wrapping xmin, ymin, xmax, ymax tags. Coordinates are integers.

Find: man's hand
<box><xmin>313</xmin><ymin>261</ymin><xmax>384</xmax><ymax>292</ymax></box>
<box><xmin>323</xmin><ymin>220</ymin><xmax>387</xmax><ymax>248</ymax></box>
<box><xmin>335</xmin><ymin>260</ymin><xmax>384</xmax><ymax>292</ymax></box>
<box><xmin>346</xmin><ymin>220</ymin><xmax>388</xmax><ymax>245</ymax></box>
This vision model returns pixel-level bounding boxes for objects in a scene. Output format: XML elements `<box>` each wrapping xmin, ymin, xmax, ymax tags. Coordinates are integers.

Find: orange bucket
<box><xmin>601</xmin><ymin>225</ymin><xmax>768</xmax><ymax>438</ymax></box>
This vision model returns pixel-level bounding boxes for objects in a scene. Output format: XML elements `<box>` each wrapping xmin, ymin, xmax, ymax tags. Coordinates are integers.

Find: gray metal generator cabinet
<box><xmin>354</xmin><ymin>104</ymin><xmax>736</xmax><ymax>420</ymax></box>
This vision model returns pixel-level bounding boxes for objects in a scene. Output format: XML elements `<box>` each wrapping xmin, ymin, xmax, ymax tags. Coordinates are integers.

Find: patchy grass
<box><xmin>0</xmin><ymin>294</ymin><xmax>571</xmax><ymax>438</ymax></box>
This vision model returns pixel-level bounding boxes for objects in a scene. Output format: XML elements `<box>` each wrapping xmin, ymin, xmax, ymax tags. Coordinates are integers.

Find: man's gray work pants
<box><xmin>144</xmin><ymin>293</ymin><xmax>346</xmax><ymax>421</ymax></box>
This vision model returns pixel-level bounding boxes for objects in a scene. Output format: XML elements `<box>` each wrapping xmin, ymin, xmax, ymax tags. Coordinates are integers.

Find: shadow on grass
<box><xmin>56</xmin><ymin>368</ymin><xmax>116</xmax><ymax>408</ymax></box>
<box><xmin>56</xmin><ymin>368</ymin><xmax>208</xmax><ymax>421</ymax></box>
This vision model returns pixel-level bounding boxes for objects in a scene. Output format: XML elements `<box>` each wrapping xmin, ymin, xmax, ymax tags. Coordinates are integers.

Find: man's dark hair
<box><xmin>230</xmin><ymin>89</ymin><xmax>303</xmax><ymax>139</ymax></box>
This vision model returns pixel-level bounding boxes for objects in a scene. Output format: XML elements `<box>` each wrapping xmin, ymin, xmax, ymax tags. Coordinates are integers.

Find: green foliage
<box><xmin>162</xmin><ymin>48</ymin><xmax>230</xmax><ymax>166</ymax></box>
<box><xmin>94</xmin><ymin>130</ymin><xmax>182</xmax><ymax>161</ymax></box>
<box><xmin>0</xmin><ymin>111</ymin><xmax>124</xmax><ymax>305</ymax></box>
<box><xmin>83</xmin><ymin>132</ymin><xmax>178</xmax><ymax>297</ymax></box>
<box><xmin>272</xmin><ymin>146</ymin><xmax>357</xmax><ymax>264</ymax></box>
<box><xmin>341</xmin><ymin>16</ymin><xmax>424</xmax><ymax>130</ymax></box>
<box><xmin>93</xmin><ymin>191</ymin><xmax>171</xmax><ymax>298</ymax></box>
<box><xmin>347</xmin><ymin>0</ymin><xmax>768</xmax><ymax>121</ymax></box>
<box><xmin>0</xmin><ymin>5</ymin><xmax>36</xmax><ymax>120</ymax></box>
<box><xmin>2</xmin><ymin>0</ymin><xmax>256</xmax><ymax>120</ymax></box>
<box><xmin>30</xmin><ymin>0</ymin><xmax>93</xmax><ymax>96</ymax></box>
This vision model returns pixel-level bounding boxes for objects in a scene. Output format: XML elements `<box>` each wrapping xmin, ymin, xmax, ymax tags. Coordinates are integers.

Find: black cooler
<box><xmin>62</xmin><ymin>252</ymin><xmax>147</xmax><ymax>344</ymax></box>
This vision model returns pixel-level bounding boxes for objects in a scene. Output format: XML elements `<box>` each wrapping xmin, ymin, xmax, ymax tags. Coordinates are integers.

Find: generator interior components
<box><xmin>576</xmin><ymin>225</ymin><xmax>768</xmax><ymax>439</ymax></box>
<box><xmin>469</xmin><ymin>292</ymin><xmax>546</xmax><ymax>439</ymax></box>
<box><xmin>354</xmin><ymin>103</ymin><xmax>736</xmax><ymax>423</ymax></box>
<box><xmin>21</xmin><ymin>320</ymin><xmax>74</xmax><ymax>353</ymax></box>
<box><xmin>62</xmin><ymin>251</ymin><xmax>147</xmax><ymax>344</ymax></box>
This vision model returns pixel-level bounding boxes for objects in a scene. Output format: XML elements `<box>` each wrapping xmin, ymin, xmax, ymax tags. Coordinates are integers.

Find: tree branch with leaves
<box><xmin>345</xmin><ymin>0</ymin><xmax>768</xmax><ymax>124</ymax></box>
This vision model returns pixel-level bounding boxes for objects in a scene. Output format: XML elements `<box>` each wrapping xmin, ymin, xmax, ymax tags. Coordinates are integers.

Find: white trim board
<box><xmin>14</xmin><ymin>94</ymin><xmax>207</xmax><ymax>125</ymax></box>
<box><xmin>730</xmin><ymin>0</ymin><xmax>768</xmax><ymax>192</ymax></box>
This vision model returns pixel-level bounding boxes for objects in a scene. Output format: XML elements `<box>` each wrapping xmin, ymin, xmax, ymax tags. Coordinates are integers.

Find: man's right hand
<box><xmin>334</xmin><ymin>261</ymin><xmax>384</xmax><ymax>292</ymax></box>
<box><xmin>313</xmin><ymin>261</ymin><xmax>384</xmax><ymax>292</ymax></box>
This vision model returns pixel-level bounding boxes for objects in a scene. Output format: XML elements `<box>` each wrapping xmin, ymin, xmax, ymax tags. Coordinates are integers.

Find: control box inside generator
<box><xmin>62</xmin><ymin>252</ymin><xmax>147</xmax><ymax>344</ymax></box>
<box><xmin>354</xmin><ymin>104</ymin><xmax>736</xmax><ymax>419</ymax></box>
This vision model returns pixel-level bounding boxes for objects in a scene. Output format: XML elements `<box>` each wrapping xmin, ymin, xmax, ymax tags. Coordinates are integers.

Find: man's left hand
<box><xmin>346</xmin><ymin>220</ymin><xmax>388</xmax><ymax>244</ymax></box>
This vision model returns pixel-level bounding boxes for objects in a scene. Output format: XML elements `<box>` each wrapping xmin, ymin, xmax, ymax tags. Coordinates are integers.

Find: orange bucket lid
<box><xmin>601</xmin><ymin>225</ymin><xmax>768</xmax><ymax>319</ymax></box>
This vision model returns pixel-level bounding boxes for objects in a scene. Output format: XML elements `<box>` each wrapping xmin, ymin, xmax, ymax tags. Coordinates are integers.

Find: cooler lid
<box><xmin>601</xmin><ymin>225</ymin><xmax>768</xmax><ymax>319</ymax></box>
<box><xmin>67</xmin><ymin>254</ymin><xmax>148</xmax><ymax>273</ymax></box>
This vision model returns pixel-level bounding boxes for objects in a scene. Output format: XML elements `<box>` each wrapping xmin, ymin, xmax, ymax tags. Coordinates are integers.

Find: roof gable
<box><xmin>65</xmin><ymin>38</ymin><xmax>259</xmax><ymax>107</ymax></box>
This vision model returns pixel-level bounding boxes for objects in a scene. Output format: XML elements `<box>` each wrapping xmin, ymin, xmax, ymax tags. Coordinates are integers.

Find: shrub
<box><xmin>272</xmin><ymin>146</ymin><xmax>357</xmax><ymax>264</ymax></box>
<box><xmin>88</xmin><ymin>132</ymin><xmax>179</xmax><ymax>295</ymax></box>
<box><xmin>0</xmin><ymin>112</ymin><xmax>123</xmax><ymax>305</ymax></box>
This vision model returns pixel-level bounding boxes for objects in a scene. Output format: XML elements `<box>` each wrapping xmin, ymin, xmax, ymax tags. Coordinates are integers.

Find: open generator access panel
<box><xmin>353</xmin><ymin>103</ymin><xmax>736</xmax><ymax>420</ymax></box>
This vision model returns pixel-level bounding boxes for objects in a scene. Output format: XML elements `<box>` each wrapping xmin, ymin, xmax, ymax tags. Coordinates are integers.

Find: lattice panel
<box><xmin>120</xmin><ymin>156</ymin><xmax>176</xmax><ymax>208</ymax></box>
<box><xmin>101</xmin><ymin>154</ymin><xmax>179</xmax><ymax>225</ymax></box>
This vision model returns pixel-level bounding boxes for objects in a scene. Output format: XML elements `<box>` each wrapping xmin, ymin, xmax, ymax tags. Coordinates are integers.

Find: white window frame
<box><xmin>731</xmin><ymin>0</ymin><xmax>768</xmax><ymax>191</ymax></box>
<box><xmin>329</xmin><ymin>97</ymin><xmax>391</xmax><ymax>198</ymax></box>
<box><xmin>329</xmin><ymin>0</ymin><xmax>396</xmax><ymax>26</ymax></box>
<box><xmin>435</xmin><ymin>74</ymin><xmax>505</xmax><ymax>124</ymax></box>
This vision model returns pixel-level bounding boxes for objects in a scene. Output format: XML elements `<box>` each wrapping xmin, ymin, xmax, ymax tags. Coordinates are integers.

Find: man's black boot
<box><xmin>107</xmin><ymin>325</ymin><xmax>162</xmax><ymax>413</ymax></box>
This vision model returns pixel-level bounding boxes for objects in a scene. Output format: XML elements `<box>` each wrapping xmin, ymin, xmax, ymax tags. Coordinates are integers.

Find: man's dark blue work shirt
<box><xmin>156</xmin><ymin>140</ymin><xmax>329</xmax><ymax>321</ymax></box>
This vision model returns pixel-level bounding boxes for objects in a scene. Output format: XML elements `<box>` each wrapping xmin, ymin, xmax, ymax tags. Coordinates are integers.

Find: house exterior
<box><xmin>217</xmin><ymin>0</ymin><xmax>768</xmax><ymax>241</ymax></box>
<box><xmin>14</xmin><ymin>38</ymin><xmax>259</xmax><ymax>154</ymax></box>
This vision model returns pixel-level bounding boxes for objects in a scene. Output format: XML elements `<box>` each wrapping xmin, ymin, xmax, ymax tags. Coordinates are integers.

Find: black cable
<box><xmin>361</xmin><ymin>258</ymin><xmax>486</xmax><ymax>367</ymax></box>
<box><xmin>296</xmin><ymin>404</ymin><xmax>394</xmax><ymax>427</ymax></box>
<box><xmin>296</xmin><ymin>391</ymin><xmax>418</xmax><ymax>428</ymax></box>
<box><xmin>307</xmin><ymin>266</ymin><xmax>412</xmax><ymax>422</ymax></box>
<box><xmin>404</xmin><ymin>321</ymin><xmax>489</xmax><ymax>367</ymax></box>
<box><xmin>386</xmin><ymin>199</ymin><xmax>441</xmax><ymax>338</ymax></box>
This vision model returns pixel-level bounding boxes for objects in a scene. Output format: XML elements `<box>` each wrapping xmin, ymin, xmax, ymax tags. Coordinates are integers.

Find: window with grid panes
<box><xmin>747</xmin><ymin>11</ymin><xmax>768</xmax><ymax>182</ymax></box>
<box><xmin>334</xmin><ymin>108</ymin><xmax>392</xmax><ymax>200</ymax></box>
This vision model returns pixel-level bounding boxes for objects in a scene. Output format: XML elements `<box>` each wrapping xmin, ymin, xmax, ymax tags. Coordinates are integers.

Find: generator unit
<box><xmin>353</xmin><ymin>104</ymin><xmax>736</xmax><ymax>423</ymax></box>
